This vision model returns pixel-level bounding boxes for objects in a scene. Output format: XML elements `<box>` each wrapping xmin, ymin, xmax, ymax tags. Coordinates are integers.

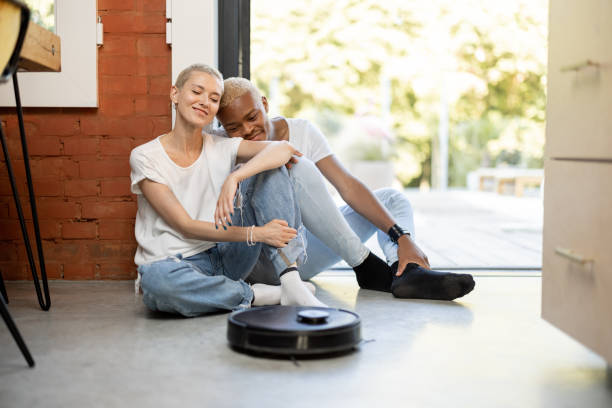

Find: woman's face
<box><xmin>172</xmin><ymin>72</ymin><xmax>223</xmax><ymax>128</ymax></box>
<box><xmin>216</xmin><ymin>91</ymin><xmax>271</xmax><ymax>141</ymax></box>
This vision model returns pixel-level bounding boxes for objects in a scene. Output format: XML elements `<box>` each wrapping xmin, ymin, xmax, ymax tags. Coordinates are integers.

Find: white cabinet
<box><xmin>542</xmin><ymin>160</ymin><xmax>612</xmax><ymax>362</ymax></box>
<box><xmin>545</xmin><ymin>0</ymin><xmax>612</xmax><ymax>159</ymax></box>
<box><xmin>542</xmin><ymin>0</ymin><xmax>612</xmax><ymax>364</ymax></box>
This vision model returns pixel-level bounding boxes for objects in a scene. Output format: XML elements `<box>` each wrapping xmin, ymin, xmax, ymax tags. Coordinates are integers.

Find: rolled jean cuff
<box><xmin>385</xmin><ymin>244</ymin><xmax>399</xmax><ymax>265</ymax></box>
<box><xmin>351</xmin><ymin>246</ymin><xmax>371</xmax><ymax>268</ymax></box>
<box><xmin>235</xmin><ymin>280</ymin><xmax>254</xmax><ymax>310</ymax></box>
<box><xmin>269</xmin><ymin>225</ymin><xmax>308</xmax><ymax>274</ymax></box>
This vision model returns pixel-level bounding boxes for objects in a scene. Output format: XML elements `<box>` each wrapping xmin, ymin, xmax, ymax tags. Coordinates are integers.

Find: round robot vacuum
<box><xmin>227</xmin><ymin>305</ymin><xmax>361</xmax><ymax>357</ymax></box>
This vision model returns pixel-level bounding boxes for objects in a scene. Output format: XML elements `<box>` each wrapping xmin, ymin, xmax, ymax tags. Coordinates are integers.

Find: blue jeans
<box><xmin>299</xmin><ymin>187</ymin><xmax>415</xmax><ymax>280</ymax></box>
<box><xmin>247</xmin><ymin>159</ymin><xmax>415</xmax><ymax>283</ymax></box>
<box><xmin>138</xmin><ymin>167</ymin><xmax>306</xmax><ymax>317</ymax></box>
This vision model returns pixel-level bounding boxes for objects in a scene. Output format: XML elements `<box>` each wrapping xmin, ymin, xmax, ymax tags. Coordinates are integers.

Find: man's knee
<box><xmin>289</xmin><ymin>158</ymin><xmax>319</xmax><ymax>181</ymax></box>
<box><xmin>289</xmin><ymin>159</ymin><xmax>329</xmax><ymax>194</ymax></box>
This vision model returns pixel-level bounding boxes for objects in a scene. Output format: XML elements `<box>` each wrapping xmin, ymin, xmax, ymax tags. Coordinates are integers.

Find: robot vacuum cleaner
<box><xmin>227</xmin><ymin>305</ymin><xmax>361</xmax><ymax>357</ymax></box>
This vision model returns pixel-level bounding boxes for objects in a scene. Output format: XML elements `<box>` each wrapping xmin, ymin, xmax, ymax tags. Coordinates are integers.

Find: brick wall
<box><xmin>0</xmin><ymin>0</ymin><xmax>171</xmax><ymax>280</ymax></box>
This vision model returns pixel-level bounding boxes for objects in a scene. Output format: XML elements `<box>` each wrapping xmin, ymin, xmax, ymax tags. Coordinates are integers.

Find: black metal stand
<box><xmin>0</xmin><ymin>269</ymin><xmax>7</xmax><ymax>303</ymax></box>
<box><xmin>0</xmin><ymin>272</ymin><xmax>34</xmax><ymax>367</ymax></box>
<box><xmin>0</xmin><ymin>72</ymin><xmax>50</xmax><ymax>310</ymax></box>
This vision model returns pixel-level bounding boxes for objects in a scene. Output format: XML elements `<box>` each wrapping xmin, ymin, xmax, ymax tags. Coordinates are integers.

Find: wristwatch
<box><xmin>388</xmin><ymin>224</ymin><xmax>410</xmax><ymax>243</ymax></box>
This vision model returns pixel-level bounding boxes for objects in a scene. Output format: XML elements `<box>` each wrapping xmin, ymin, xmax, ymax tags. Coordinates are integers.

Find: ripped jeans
<box><xmin>138</xmin><ymin>166</ymin><xmax>306</xmax><ymax>317</ymax></box>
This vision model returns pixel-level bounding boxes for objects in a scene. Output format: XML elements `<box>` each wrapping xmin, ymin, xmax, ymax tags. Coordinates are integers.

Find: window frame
<box><xmin>218</xmin><ymin>0</ymin><xmax>250</xmax><ymax>79</ymax></box>
<box><xmin>0</xmin><ymin>0</ymin><xmax>97</xmax><ymax>108</ymax></box>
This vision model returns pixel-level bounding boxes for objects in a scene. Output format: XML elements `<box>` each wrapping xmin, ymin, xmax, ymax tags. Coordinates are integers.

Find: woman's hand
<box><xmin>215</xmin><ymin>174</ymin><xmax>239</xmax><ymax>229</ymax></box>
<box><xmin>254</xmin><ymin>219</ymin><xmax>297</xmax><ymax>247</ymax></box>
<box><xmin>284</xmin><ymin>151</ymin><xmax>303</xmax><ymax>169</ymax></box>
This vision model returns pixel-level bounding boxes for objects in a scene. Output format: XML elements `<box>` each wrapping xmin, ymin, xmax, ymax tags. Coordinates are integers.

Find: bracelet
<box><xmin>246</xmin><ymin>225</ymin><xmax>256</xmax><ymax>246</ymax></box>
<box><xmin>388</xmin><ymin>224</ymin><xmax>410</xmax><ymax>243</ymax></box>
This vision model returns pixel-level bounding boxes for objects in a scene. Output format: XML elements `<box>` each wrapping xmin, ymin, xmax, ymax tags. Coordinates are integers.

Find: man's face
<box><xmin>217</xmin><ymin>92</ymin><xmax>270</xmax><ymax>141</ymax></box>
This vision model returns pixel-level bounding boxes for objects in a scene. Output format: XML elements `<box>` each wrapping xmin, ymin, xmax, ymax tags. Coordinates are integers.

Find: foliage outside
<box><xmin>251</xmin><ymin>0</ymin><xmax>547</xmax><ymax>187</ymax></box>
<box><xmin>24</xmin><ymin>0</ymin><xmax>55</xmax><ymax>32</ymax></box>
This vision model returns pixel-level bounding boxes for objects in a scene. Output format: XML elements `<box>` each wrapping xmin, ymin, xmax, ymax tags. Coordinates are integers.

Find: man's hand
<box><xmin>396</xmin><ymin>235</ymin><xmax>430</xmax><ymax>276</ymax></box>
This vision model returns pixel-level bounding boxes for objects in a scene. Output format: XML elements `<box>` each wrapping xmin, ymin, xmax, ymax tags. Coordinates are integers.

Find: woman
<box><xmin>129</xmin><ymin>64</ymin><xmax>325</xmax><ymax>317</ymax></box>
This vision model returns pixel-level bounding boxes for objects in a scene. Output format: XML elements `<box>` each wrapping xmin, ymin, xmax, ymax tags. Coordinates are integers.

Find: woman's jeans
<box><xmin>247</xmin><ymin>159</ymin><xmax>416</xmax><ymax>283</ymax></box>
<box><xmin>138</xmin><ymin>167</ymin><xmax>306</xmax><ymax>317</ymax></box>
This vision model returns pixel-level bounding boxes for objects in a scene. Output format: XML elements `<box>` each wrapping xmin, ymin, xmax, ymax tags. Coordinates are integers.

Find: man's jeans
<box><xmin>248</xmin><ymin>159</ymin><xmax>416</xmax><ymax>283</ymax></box>
<box><xmin>138</xmin><ymin>166</ymin><xmax>306</xmax><ymax>317</ymax></box>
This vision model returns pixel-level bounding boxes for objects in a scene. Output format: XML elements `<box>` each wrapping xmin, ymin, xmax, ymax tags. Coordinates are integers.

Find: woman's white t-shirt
<box><xmin>129</xmin><ymin>133</ymin><xmax>242</xmax><ymax>266</ymax></box>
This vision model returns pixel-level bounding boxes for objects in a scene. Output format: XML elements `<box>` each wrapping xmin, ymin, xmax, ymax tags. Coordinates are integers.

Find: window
<box><xmin>0</xmin><ymin>0</ymin><xmax>97</xmax><ymax>107</ymax></box>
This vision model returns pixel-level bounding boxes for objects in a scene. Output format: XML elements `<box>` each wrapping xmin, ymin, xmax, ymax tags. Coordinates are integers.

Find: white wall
<box><xmin>169</xmin><ymin>0</ymin><xmax>218</xmax><ymax>124</ymax></box>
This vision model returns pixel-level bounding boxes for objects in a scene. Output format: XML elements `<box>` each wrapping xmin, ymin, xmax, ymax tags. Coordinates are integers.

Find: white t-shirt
<box><xmin>129</xmin><ymin>133</ymin><xmax>242</xmax><ymax>265</ymax></box>
<box><xmin>284</xmin><ymin>118</ymin><xmax>333</xmax><ymax>163</ymax></box>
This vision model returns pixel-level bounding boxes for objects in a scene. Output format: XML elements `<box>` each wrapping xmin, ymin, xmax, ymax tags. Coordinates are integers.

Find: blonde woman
<box><xmin>130</xmin><ymin>64</ymin><xmax>324</xmax><ymax>317</ymax></box>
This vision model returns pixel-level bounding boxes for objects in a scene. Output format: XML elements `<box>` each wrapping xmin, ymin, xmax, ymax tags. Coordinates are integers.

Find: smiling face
<box><xmin>171</xmin><ymin>71</ymin><xmax>223</xmax><ymax>128</ymax></box>
<box><xmin>216</xmin><ymin>91</ymin><xmax>272</xmax><ymax>141</ymax></box>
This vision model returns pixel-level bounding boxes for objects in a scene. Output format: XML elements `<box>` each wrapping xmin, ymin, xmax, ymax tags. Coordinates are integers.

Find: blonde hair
<box><xmin>174</xmin><ymin>63</ymin><xmax>223</xmax><ymax>90</ymax></box>
<box><xmin>220</xmin><ymin>77</ymin><xmax>262</xmax><ymax>109</ymax></box>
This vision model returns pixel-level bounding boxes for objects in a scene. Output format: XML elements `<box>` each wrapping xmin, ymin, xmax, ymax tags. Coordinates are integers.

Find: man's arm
<box><xmin>315</xmin><ymin>154</ymin><xmax>430</xmax><ymax>275</ymax></box>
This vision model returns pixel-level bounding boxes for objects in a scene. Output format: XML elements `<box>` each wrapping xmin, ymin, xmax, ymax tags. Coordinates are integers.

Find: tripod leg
<box><xmin>0</xmin><ymin>272</ymin><xmax>7</xmax><ymax>304</ymax></box>
<box><xmin>8</xmin><ymin>73</ymin><xmax>50</xmax><ymax>311</ymax></box>
<box><xmin>0</xmin><ymin>295</ymin><xmax>35</xmax><ymax>367</ymax></box>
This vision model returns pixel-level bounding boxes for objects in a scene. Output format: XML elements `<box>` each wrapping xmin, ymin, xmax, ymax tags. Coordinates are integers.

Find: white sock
<box><xmin>304</xmin><ymin>281</ymin><xmax>316</xmax><ymax>295</ymax></box>
<box><xmin>251</xmin><ymin>281</ymin><xmax>314</xmax><ymax>306</ymax></box>
<box><xmin>251</xmin><ymin>283</ymin><xmax>281</xmax><ymax>306</ymax></box>
<box><xmin>280</xmin><ymin>270</ymin><xmax>327</xmax><ymax>307</ymax></box>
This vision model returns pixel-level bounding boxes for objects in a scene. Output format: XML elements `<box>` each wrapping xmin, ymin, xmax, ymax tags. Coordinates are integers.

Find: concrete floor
<box><xmin>1</xmin><ymin>276</ymin><xmax>611</xmax><ymax>408</ymax></box>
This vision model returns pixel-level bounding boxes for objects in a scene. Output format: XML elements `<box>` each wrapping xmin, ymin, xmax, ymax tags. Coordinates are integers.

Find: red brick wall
<box><xmin>0</xmin><ymin>0</ymin><xmax>171</xmax><ymax>280</ymax></box>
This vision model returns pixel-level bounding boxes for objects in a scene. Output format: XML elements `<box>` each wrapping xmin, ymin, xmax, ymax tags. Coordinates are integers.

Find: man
<box><xmin>215</xmin><ymin>77</ymin><xmax>475</xmax><ymax>301</ymax></box>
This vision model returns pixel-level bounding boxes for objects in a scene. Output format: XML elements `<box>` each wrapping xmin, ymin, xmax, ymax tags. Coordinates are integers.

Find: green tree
<box><xmin>251</xmin><ymin>0</ymin><xmax>548</xmax><ymax>187</ymax></box>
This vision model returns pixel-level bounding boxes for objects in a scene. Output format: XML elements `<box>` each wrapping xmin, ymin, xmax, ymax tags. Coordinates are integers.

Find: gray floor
<box><xmin>1</xmin><ymin>276</ymin><xmax>611</xmax><ymax>408</ymax></box>
<box><xmin>332</xmin><ymin>189</ymin><xmax>544</xmax><ymax>270</ymax></box>
<box><xmin>405</xmin><ymin>190</ymin><xmax>543</xmax><ymax>268</ymax></box>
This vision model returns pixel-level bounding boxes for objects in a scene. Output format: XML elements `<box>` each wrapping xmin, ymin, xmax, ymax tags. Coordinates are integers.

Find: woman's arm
<box><xmin>316</xmin><ymin>154</ymin><xmax>430</xmax><ymax>274</ymax></box>
<box><xmin>214</xmin><ymin>140</ymin><xmax>302</xmax><ymax>227</ymax></box>
<box><xmin>234</xmin><ymin>139</ymin><xmax>301</xmax><ymax>175</ymax></box>
<box><xmin>139</xmin><ymin>179</ymin><xmax>297</xmax><ymax>247</ymax></box>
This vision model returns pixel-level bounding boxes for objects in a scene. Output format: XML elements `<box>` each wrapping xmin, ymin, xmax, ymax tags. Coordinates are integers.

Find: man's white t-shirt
<box><xmin>129</xmin><ymin>133</ymin><xmax>242</xmax><ymax>266</ymax></box>
<box><xmin>212</xmin><ymin>117</ymin><xmax>333</xmax><ymax>164</ymax></box>
<box><xmin>284</xmin><ymin>118</ymin><xmax>333</xmax><ymax>163</ymax></box>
